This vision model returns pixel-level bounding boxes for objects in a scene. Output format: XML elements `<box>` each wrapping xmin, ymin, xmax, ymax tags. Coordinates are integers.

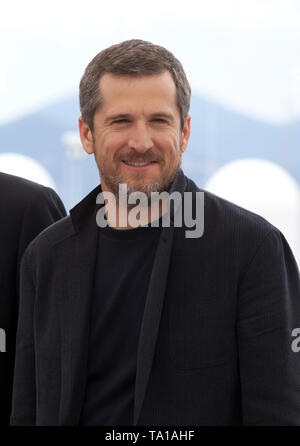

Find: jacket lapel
<box><xmin>133</xmin><ymin>169</ymin><xmax>187</xmax><ymax>425</ymax></box>
<box><xmin>133</xmin><ymin>225</ymin><xmax>174</xmax><ymax>425</ymax></box>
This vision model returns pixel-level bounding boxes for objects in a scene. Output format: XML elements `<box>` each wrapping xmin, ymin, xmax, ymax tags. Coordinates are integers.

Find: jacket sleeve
<box><xmin>10</xmin><ymin>246</ymin><xmax>37</xmax><ymax>425</ymax></box>
<box><xmin>237</xmin><ymin>228</ymin><xmax>300</xmax><ymax>425</ymax></box>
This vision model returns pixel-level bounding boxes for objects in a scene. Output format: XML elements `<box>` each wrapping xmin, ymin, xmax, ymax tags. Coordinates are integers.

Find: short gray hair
<box><xmin>79</xmin><ymin>39</ymin><xmax>191</xmax><ymax>131</ymax></box>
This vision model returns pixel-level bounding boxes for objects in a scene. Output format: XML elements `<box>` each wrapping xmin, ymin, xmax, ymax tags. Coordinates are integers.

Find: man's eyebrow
<box><xmin>104</xmin><ymin>114</ymin><xmax>131</xmax><ymax>124</ymax></box>
<box><xmin>150</xmin><ymin>112</ymin><xmax>175</xmax><ymax>121</ymax></box>
<box><xmin>104</xmin><ymin>112</ymin><xmax>175</xmax><ymax>124</ymax></box>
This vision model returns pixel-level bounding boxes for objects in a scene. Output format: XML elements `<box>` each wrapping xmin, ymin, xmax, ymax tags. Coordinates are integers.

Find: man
<box><xmin>0</xmin><ymin>172</ymin><xmax>66</xmax><ymax>424</ymax></box>
<box><xmin>11</xmin><ymin>39</ymin><xmax>300</xmax><ymax>426</ymax></box>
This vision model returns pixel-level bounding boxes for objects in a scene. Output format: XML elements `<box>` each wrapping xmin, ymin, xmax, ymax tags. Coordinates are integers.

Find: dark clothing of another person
<box><xmin>0</xmin><ymin>172</ymin><xmax>66</xmax><ymax>424</ymax></box>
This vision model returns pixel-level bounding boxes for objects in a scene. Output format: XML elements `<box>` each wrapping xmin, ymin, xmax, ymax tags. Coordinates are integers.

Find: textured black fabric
<box><xmin>80</xmin><ymin>223</ymin><xmax>162</xmax><ymax>425</ymax></box>
<box><xmin>0</xmin><ymin>172</ymin><xmax>66</xmax><ymax>425</ymax></box>
<box><xmin>10</xmin><ymin>169</ymin><xmax>300</xmax><ymax>426</ymax></box>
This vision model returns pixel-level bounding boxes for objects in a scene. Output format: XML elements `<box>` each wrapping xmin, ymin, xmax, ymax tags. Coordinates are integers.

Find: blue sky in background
<box><xmin>1</xmin><ymin>0</ymin><xmax>300</xmax><ymax>125</ymax></box>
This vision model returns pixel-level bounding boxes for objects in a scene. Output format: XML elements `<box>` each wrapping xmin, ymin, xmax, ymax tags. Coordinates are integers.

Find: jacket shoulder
<box><xmin>0</xmin><ymin>172</ymin><xmax>63</xmax><ymax>213</ymax></box>
<box><xmin>185</xmin><ymin>176</ymin><xmax>277</xmax><ymax>238</ymax></box>
<box><xmin>25</xmin><ymin>215</ymin><xmax>74</xmax><ymax>255</ymax></box>
<box><xmin>0</xmin><ymin>172</ymin><xmax>51</xmax><ymax>196</ymax></box>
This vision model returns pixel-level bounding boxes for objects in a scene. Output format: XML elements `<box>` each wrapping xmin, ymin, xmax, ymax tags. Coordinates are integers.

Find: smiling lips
<box><xmin>122</xmin><ymin>160</ymin><xmax>158</xmax><ymax>169</ymax></box>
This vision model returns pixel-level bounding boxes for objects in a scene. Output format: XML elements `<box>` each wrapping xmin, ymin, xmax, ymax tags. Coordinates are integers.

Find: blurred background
<box><xmin>0</xmin><ymin>0</ymin><xmax>300</xmax><ymax>265</ymax></box>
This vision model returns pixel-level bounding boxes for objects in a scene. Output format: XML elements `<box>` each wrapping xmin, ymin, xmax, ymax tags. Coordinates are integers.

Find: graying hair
<box><xmin>79</xmin><ymin>39</ymin><xmax>191</xmax><ymax>131</ymax></box>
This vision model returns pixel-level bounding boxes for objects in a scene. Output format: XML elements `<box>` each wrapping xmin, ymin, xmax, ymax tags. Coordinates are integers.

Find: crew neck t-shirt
<box><xmin>80</xmin><ymin>219</ymin><xmax>163</xmax><ymax>425</ymax></box>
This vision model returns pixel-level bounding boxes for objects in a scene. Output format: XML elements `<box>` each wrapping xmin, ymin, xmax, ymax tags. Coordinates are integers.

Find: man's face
<box><xmin>79</xmin><ymin>70</ymin><xmax>191</xmax><ymax>198</ymax></box>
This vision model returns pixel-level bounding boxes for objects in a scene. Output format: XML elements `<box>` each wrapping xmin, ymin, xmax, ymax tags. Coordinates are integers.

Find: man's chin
<box><xmin>120</xmin><ymin>172</ymin><xmax>161</xmax><ymax>194</ymax></box>
<box><xmin>100</xmin><ymin>164</ymin><xmax>180</xmax><ymax>197</ymax></box>
<box><xmin>125</xmin><ymin>181</ymin><xmax>162</xmax><ymax>197</ymax></box>
<box><xmin>120</xmin><ymin>167</ymin><xmax>179</xmax><ymax>196</ymax></box>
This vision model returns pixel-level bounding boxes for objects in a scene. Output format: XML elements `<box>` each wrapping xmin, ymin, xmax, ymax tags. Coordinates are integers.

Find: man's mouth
<box><xmin>121</xmin><ymin>160</ymin><xmax>158</xmax><ymax>168</ymax></box>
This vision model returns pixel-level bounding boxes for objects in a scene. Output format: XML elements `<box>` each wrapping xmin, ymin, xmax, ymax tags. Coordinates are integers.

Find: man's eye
<box><xmin>113</xmin><ymin>119</ymin><xmax>129</xmax><ymax>124</ymax></box>
<box><xmin>153</xmin><ymin>118</ymin><xmax>167</xmax><ymax>123</ymax></box>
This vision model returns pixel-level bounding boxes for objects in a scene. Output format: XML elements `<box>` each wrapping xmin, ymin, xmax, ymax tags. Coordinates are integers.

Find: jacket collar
<box><xmin>69</xmin><ymin>184</ymin><xmax>102</xmax><ymax>233</ymax></box>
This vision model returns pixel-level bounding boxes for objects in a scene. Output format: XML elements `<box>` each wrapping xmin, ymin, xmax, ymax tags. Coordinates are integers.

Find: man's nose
<box><xmin>127</xmin><ymin>122</ymin><xmax>154</xmax><ymax>152</ymax></box>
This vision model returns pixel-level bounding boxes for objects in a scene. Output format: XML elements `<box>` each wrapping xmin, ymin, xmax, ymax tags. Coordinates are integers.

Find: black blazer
<box><xmin>0</xmin><ymin>172</ymin><xmax>66</xmax><ymax>425</ymax></box>
<box><xmin>10</xmin><ymin>169</ymin><xmax>300</xmax><ymax>426</ymax></box>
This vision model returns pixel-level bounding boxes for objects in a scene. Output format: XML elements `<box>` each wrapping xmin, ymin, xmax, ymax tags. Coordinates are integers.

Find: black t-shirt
<box><xmin>80</xmin><ymin>219</ymin><xmax>163</xmax><ymax>426</ymax></box>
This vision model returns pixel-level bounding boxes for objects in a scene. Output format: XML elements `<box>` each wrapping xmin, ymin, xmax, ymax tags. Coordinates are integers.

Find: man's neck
<box><xmin>105</xmin><ymin>198</ymin><xmax>168</xmax><ymax>230</ymax></box>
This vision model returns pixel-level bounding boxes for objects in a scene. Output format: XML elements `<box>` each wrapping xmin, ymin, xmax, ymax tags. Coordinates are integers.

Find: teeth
<box><xmin>124</xmin><ymin>161</ymin><xmax>152</xmax><ymax>166</ymax></box>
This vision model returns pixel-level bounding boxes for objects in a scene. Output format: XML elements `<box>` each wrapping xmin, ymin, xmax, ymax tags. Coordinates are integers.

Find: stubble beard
<box><xmin>95</xmin><ymin>146</ymin><xmax>183</xmax><ymax>201</ymax></box>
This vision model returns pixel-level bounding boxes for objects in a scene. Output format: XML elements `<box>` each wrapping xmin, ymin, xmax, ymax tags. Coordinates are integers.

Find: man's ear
<box><xmin>79</xmin><ymin>117</ymin><xmax>94</xmax><ymax>154</ymax></box>
<box><xmin>181</xmin><ymin>114</ymin><xmax>191</xmax><ymax>153</ymax></box>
